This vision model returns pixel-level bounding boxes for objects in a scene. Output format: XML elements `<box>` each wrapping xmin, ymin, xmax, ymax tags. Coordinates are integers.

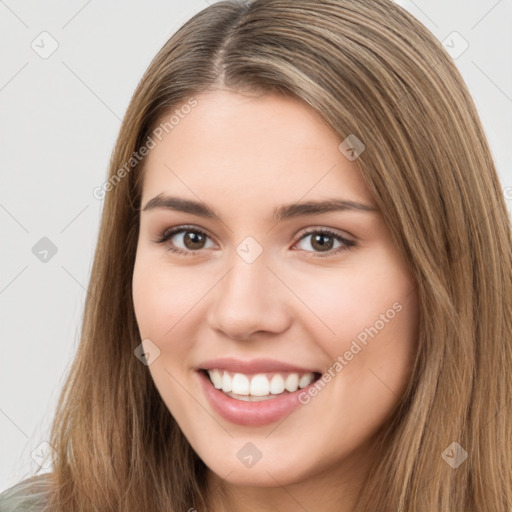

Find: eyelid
<box><xmin>152</xmin><ymin>224</ymin><xmax>217</xmax><ymax>248</ymax></box>
<box><xmin>153</xmin><ymin>224</ymin><xmax>356</xmax><ymax>256</ymax></box>
<box><xmin>293</xmin><ymin>226</ymin><xmax>356</xmax><ymax>257</ymax></box>
<box><xmin>295</xmin><ymin>225</ymin><xmax>355</xmax><ymax>243</ymax></box>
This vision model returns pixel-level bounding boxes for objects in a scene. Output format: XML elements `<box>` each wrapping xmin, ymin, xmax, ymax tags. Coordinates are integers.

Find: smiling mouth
<box><xmin>199</xmin><ymin>368</ymin><xmax>322</xmax><ymax>401</ymax></box>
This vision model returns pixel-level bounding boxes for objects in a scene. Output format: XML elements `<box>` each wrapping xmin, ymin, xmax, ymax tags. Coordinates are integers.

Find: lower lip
<box><xmin>196</xmin><ymin>370</ymin><xmax>318</xmax><ymax>427</ymax></box>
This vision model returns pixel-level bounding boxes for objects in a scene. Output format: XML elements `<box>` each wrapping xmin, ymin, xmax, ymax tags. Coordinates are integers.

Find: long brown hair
<box><xmin>9</xmin><ymin>0</ymin><xmax>512</xmax><ymax>510</ymax></box>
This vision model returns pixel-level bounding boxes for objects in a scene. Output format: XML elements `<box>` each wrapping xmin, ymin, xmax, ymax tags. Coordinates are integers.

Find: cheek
<box><xmin>299</xmin><ymin>264</ymin><xmax>413</xmax><ymax>340</ymax></box>
<box><xmin>300</xmin><ymin>270</ymin><xmax>418</xmax><ymax>442</ymax></box>
<box><xmin>132</xmin><ymin>254</ymin><xmax>199</xmax><ymax>419</ymax></box>
<box><xmin>132</xmin><ymin>252</ymin><xmax>207</xmax><ymax>340</ymax></box>
<box><xmin>292</xmin><ymin>253</ymin><xmax>418</xmax><ymax>388</ymax></box>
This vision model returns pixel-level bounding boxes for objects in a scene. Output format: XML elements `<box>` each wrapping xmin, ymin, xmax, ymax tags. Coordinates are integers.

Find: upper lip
<box><xmin>198</xmin><ymin>357</ymin><xmax>321</xmax><ymax>375</ymax></box>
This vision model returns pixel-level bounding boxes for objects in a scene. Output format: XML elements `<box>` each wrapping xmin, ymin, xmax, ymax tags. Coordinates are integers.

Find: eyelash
<box><xmin>153</xmin><ymin>224</ymin><xmax>356</xmax><ymax>258</ymax></box>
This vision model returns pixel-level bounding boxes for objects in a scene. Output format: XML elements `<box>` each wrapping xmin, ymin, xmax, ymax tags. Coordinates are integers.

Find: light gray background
<box><xmin>1</xmin><ymin>0</ymin><xmax>511</xmax><ymax>492</ymax></box>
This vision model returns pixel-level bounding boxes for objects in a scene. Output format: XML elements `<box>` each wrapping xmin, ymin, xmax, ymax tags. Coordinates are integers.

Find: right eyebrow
<box><xmin>142</xmin><ymin>194</ymin><xmax>219</xmax><ymax>218</ymax></box>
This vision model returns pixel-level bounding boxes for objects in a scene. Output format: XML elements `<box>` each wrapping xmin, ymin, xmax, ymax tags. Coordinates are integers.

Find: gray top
<box><xmin>0</xmin><ymin>474</ymin><xmax>51</xmax><ymax>512</ymax></box>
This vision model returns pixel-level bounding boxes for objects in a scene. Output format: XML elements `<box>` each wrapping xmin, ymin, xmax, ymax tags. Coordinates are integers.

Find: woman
<box><xmin>1</xmin><ymin>0</ymin><xmax>510</xmax><ymax>510</ymax></box>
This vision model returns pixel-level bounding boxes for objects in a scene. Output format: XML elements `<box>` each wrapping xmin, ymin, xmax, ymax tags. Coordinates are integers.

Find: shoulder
<box><xmin>0</xmin><ymin>473</ymin><xmax>52</xmax><ymax>512</ymax></box>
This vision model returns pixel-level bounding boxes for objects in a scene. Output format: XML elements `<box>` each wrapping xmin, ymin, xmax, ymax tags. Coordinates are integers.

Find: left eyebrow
<box><xmin>141</xmin><ymin>194</ymin><xmax>378</xmax><ymax>221</ymax></box>
<box><xmin>274</xmin><ymin>198</ymin><xmax>378</xmax><ymax>221</ymax></box>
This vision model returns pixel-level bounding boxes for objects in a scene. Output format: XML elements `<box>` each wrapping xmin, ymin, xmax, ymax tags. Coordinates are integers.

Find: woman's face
<box><xmin>132</xmin><ymin>89</ymin><xmax>419</xmax><ymax>493</ymax></box>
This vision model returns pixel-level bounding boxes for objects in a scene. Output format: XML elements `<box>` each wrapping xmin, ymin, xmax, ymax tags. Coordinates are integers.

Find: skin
<box><xmin>132</xmin><ymin>88</ymin><xmax>419</xmax><ymax>512</ymax></box>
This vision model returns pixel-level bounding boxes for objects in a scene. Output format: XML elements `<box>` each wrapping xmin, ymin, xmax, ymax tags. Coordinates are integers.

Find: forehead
<box><xmin>140</xmin><ymin>89</ymin><xmax>374</xmax><ymax>209</ymax></box>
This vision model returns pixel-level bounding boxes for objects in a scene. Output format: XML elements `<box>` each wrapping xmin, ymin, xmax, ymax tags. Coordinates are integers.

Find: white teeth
<box><xmin>206</xmin><ymin>369</ymin><xmax>316</xmax><ymax>397</ymax></box>
<box><xmin>284</xmin><ymin>373</ymin><xmax>299</xmax><ymax>392</ymax></box>
<box><xmin>270</xmin><ymin>374</ymin><xmax>285</xmax><ymax>394</ymax></box>
<box><xmin>250</xmin><ymin>374</ymin><xmax>270</xmax><ymax>396</ymax></box>
<box><xmin>299</xmin><ymin>373</ymin><xmax>314</xmax><ymax>389</ymax></box>
<box><xmin>232</xmin><ymin>373</ymin><xmax>250</xmax><ymax>395</ymax></box>
<box><xmin>221</xmin><ymin>372</ymin><xmax>232</xmax><ymax>392</ymax></box>
<box><xmin>209</xmin><ymin>369</ymin><xmax>223</xmax><ymax>389</ymax></box>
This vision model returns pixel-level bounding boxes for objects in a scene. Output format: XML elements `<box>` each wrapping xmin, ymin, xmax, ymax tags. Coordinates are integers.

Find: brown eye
<box><xmin>295</xmin><ymin>229</ymin><xmax>356</xmax><ymax>257</ymax></box>
<box><xmin>154</xmin><ymin>226</ymin><xmax>214</xmax><ymax>255</ymax></box>
<box><xmin>154</xmin><ymin>226</ymin><xmax>356</xmax><ymax>258</ymax></box>
<box><xmin>182</xmin><ymin>230</ymin><xmax>207</xmax><ymax>250</ymax></box>
<box><xmin>310</xmin><ymin>233</ymin><xmax>335</xmax><ymax>252</ymax></box>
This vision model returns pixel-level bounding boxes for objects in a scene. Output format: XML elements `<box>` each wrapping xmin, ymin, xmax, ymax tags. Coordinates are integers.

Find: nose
<box><xmin>206</xmin><ymin>250</ymin><xmax>292</xmax><ymax>340</ymax></box>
